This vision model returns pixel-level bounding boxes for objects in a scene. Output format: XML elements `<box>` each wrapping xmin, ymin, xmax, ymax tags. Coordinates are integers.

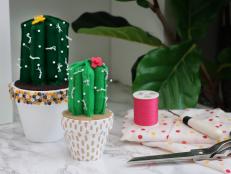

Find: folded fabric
<box><xmin>121</xmin><ymin>109</ymin><xmax>231</xmax><ymax>173</ymax></box>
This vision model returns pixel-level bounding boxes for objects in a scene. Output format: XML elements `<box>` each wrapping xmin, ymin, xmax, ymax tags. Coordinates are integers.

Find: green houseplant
<box><xmin>9</xmin><ymin>15</ymin><xmax>70</xmax><ymax>142</ymax></box>
<box><xmin>71</xmin><ymin>0</ymin><xmax>231</xmax><ymax>110</ymax></box>
<box><xmin>62</xmin><ymin>57</ymin><xmax>113</xmax><ymax>161</ymax></box>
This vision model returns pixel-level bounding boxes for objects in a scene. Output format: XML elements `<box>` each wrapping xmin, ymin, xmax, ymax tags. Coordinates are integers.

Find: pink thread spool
<box><xmin>133</xmin><ymin>90</ymin><xmax>159</xmax><ymax>126</ymax></box>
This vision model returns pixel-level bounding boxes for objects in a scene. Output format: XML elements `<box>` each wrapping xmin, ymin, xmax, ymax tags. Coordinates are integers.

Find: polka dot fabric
<box><xmin>122</xmin><ymin>110</ymin><xmax>175</xmax><ymax>142</ymax></box>
<box><xmin>121</xmin><ymin>109</ymin><xmax>231</xmax><ymax>173</ymax></box>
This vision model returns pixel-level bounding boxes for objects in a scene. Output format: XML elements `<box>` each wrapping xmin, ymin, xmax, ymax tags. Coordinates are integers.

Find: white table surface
<box><xmin>0</xmin><ymin>83</ymin><xmax>221</xmax><ymax>174</ymax></box>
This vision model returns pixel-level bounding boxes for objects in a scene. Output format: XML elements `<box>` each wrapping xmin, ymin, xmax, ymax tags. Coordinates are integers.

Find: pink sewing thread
<box><xmin>133</xmin><ymin>90</ymin><xmax>159</xmax><ymax>126</ymax></box>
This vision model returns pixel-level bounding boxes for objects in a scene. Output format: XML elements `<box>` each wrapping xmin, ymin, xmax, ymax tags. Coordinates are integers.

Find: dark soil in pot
<box><xmin>15</xmin><ymin>80</ymin><xmax>68</xmax><ymax>91</ymax></box>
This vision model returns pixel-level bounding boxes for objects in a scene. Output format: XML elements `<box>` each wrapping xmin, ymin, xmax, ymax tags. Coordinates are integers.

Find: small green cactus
<box><xmin>68</xmin><ymin>57</ymin><xmax>108</xmax><ymax>117</ymax></box>
<box><xmin>19</xmin><ymin>15</ymin><xmax>69</xmax><ymax>85</ymax></box>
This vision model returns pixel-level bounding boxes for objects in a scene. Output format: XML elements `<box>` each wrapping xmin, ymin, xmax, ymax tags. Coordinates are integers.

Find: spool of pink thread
<box><xmin>133</xmin><ymin>90</ymin><xmax>159</xmax><ymax>126</ymax></box>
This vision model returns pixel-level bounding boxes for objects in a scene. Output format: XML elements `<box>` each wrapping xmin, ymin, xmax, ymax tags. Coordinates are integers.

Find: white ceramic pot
<box><xmin>62</xmin><ymin>110</ymin><xmax>113</xmax><ymax>161</ymax></box>
<box><xmin>9</xmin><ymin>82</ymin><xmax>68</xmax><ymax>142</ymax></box>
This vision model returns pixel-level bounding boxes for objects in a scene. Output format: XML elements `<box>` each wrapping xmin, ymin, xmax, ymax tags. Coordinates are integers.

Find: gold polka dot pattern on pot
<box><xmin>9</xmin><ymin>83</ymin><xmax>67</xmax><ymax>105</ymax></box>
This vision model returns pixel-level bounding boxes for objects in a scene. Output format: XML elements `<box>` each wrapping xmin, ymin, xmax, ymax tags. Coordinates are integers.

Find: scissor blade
<box><xmin>128</xmin><ymin>151</ymin><xmax>194</xmax><ymax>165</ymax></box>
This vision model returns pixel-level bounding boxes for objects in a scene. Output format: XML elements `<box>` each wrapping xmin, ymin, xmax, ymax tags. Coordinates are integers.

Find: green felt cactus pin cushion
<box><xmin>62</xmin><ymin>57</ymin><xmax>113</xmax><ymax>161</ymax></box>
<box><xmin>68</xmin><ymin>57</ymin><xmax>108</xmax><ymax>116</ymax></box>
<box><xmin>18</xmin><ymin>15</ymin><xmax>69</xmax><ymax>87</ymax></box>
<box><xmin>9</xmin><ymin>15</ymin><xmax>70</xmax><ymax>142</ymax></box>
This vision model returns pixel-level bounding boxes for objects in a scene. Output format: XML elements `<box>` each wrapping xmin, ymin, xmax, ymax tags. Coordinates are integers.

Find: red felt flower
<box><xmin>91</xmin><ymin>57</ymin><xmax>103</xmax><ymax>68</ymax></box>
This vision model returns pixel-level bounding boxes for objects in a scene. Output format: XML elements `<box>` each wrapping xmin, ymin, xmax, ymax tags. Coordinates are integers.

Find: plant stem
<box><xmin>201</xmin><ymin>64</ymin><xmax>214</xmax><ymax>88</ymax></box>
<box><xmin>217</xmin><ymin>63</ymin><xmax>231</xmax><ymax>72</ymax></box>
<box><xmin>200</xmin><ymin>64</ymin><xmax>223</xmax><ymax>107</ymax></box>
<box><xmin>149</xmin><ymin>0</ymin><xmax>176</xmax><ymax>43</ymax></box>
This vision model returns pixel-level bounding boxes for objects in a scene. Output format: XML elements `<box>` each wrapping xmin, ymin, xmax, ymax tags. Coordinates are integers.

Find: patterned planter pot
<box><xmin>9</xmin><ymin>82</ymin><xmax>67</xmax><ymax>142</ymax></box>
<box><xmin>62</xmin><ymin>110</ymin><xmax>113</xmax><ymax>161</ymax></box>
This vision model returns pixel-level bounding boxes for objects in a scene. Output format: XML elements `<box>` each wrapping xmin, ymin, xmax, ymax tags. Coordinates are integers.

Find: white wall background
<box><xmin>0</xmin><ymin>0</ymin><xmax>13</xmax><ymax>124</ymax></box>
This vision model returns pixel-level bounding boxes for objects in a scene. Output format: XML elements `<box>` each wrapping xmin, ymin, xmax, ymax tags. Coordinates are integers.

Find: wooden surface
<box><xmin>63</xmin><ymin>109</ymin><xmax>113</xmax><ymax>121</ymax></box>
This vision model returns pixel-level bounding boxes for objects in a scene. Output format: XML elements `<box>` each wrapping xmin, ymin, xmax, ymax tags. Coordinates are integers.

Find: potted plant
<box><xmin>62</xmin><ymin>57</ymin><xmax>113</xmax><ymax>161</ymax></box>
<box><xmin>9</xmin><ymin>15</ymin><xmax>69</xmax><ymax>142</ymax></box>
<box><xmin>71</xmin><ymin>0</ymin><xmax>231</xmax><ymax>111</ymax></box>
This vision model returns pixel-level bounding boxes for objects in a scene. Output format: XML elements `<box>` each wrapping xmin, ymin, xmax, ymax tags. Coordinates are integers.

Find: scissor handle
<box><xmin>189</xmin><ymin>139</ymin><xmax>231</xmax><ymax>161</ymax></box>
<box><xmin>210</xmin><ymin>139</ymin><xmax>231</xmax><ymax>158</ymax></box>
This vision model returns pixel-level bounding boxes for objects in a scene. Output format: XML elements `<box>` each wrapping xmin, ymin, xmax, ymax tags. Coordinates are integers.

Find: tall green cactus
<box><xmin>68</xmin><ymin>58</ymin><xmax>108</xmax><ymax>117</ymax></box>
<box><xmin>20</xmin><ymin>15</ymin><xmax>69</xmax><ymax>85</ymax></box>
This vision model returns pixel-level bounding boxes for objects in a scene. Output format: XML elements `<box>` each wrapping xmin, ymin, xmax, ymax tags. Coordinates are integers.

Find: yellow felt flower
<box><xmin>32</xmin><ymin>15</ymin><xmax>46</xmax><ymax>25</ymax></box>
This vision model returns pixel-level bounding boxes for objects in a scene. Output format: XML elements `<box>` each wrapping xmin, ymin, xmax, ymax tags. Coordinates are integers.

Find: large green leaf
<box><xmin>169</xmin><ymin>0</ymin><xmax>229</xmax><ymax>40</ymax></box>
<box><xmin>133</xmin><ymin>41</ymin><xmax>202</xmax><ymax>109</ymax></box>
<box><xmin>72</xmin><ymin>12</ymin><xmax>163</xmax><ymax>47</ymax></box>
<box><xmin>136</xmin><ymin>0</ymin><xmax>150</xmax><ymax>8</ymax></box>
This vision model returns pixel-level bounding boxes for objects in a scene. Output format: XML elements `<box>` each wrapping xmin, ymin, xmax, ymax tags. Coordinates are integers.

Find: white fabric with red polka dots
<box><xmin>121</xmin><ymin>108</ymin><xmax>231</xmax><ymax>174</ymax></box>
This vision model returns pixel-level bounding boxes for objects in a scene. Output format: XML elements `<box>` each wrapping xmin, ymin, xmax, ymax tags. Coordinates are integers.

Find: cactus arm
<box><xmin>56</xmin><ymin>21</ymin><xmax>69</xmax><ymax>85</ymax></box>
<box><xmin>20</xmin><ymin>20</ymin><xmax>33</xmax><ymax>83</ymax></box>
<box><xmin>94</xmin><ymin>65</ymin><xmax>108</xmax><ymax>114</ymax></box>
<box><xmin>30</xmin><ymin>23</ymin><xmax>46</xmax><ymax>85</ymax></box>
<box><xmin>73</xmin><ymin>65</ymin><xmax>84</xmax><ymax>115</ymax></box>
<box><xmin>44</xmin><ymin>16</ymin><xmax>69</xmax><ymax>85</ymax></box>
<box><xmin>68</xmin><ymin>62</ymin><xmax>85</xmax><ymax>115</ymax></box>
<box><xmin>68</xmin><ymin>64</ymin><xmax>75</xmax><ymax>113</ymax></box>
<box><xmin>82</xmin><ymin>61</ymin><xmax>95</xmax><ymax>116</ymax></box>
<box><xmin>44</xmin><ymin>19</ymin><xmax>58</xmax><ymax>84</ymax></box>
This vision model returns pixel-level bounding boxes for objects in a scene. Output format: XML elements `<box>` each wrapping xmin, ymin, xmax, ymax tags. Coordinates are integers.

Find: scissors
<box><xmin>128</xmin><ymin>139</ymin><xmax>231</xmax><ymax>165</ymax></box>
